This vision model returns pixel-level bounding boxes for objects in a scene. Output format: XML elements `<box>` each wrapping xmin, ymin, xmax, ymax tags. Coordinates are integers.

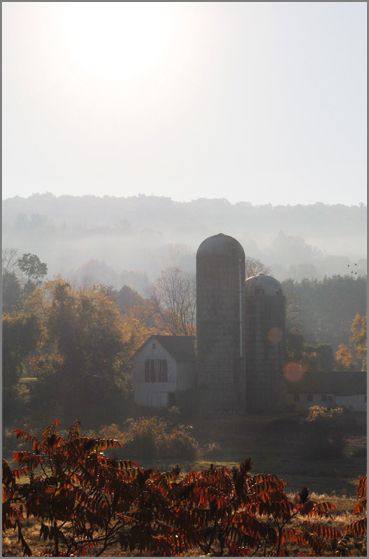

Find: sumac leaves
<box><xmin>2</xmin><ymin>420</ymin><xmax>367</xmax><ymax>557</ymax></box>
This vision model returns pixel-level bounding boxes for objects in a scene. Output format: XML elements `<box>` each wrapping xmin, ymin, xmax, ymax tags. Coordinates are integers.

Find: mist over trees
<box><xmin>2</xmin><ymin>194</ymin><xmax>366</xmax><ymax>290</ymax></box>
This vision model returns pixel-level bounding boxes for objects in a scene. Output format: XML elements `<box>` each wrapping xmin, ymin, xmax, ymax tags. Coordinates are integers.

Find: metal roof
<box><xmin>196</xmin><ymin>233</ymin><xmax>245</xmax><ymax>259</ymax></box>
<box><xmin>286</xmin><ymin>370</ymin><xmax>367</xmax><ymax>396</ymax></box>
<box><xmin>133</xmin><ymin>335</ymin><xmax>196</xmax><ymax>363</ymax></box>
<box><xmin>245</xmin><ymin>273</ymin><xmax>284</xmax><ymax>296</ymax></box>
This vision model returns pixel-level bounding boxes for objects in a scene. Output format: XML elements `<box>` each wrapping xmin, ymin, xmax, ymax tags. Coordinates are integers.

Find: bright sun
<box><xmin>60</xmin><ymin>3</ymin><xmax>175</xmax><ymax>81</ymax></box>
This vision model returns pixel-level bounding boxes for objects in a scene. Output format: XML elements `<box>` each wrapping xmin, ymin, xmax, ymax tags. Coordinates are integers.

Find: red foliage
<box><xmin>2</xmin><ymin>421</ymin><xmax>366</xmax><ymax>557</ymax></box>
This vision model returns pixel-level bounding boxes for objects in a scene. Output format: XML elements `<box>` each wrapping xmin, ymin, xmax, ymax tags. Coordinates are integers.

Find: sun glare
<box><xmin>60</xmin><ymin>2</ymin><xmax>175</xmax><ymax>81</ymax></box>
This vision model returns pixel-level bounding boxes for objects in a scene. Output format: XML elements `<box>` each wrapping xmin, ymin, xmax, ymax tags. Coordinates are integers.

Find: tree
<box><xmin>286</xmin><ymin>332</ymin><xmax>336</xmax><ymax>372</ymax></box>
<box><xmin>315</xmin><ymin>344</ymin><xmax>335</xmax><ymax>372</ymax></box>
<box><xmin>23</xmin><ymin>279</ymin><xmax>132</xmax><ymax>428</ymax></box>
<box><xmin>281</xmin><ymin>275</ymin><xmax>367</xmax><ymax>351</ymax></box>
<box><xmin>117</xmin><ymin>284</ymin><xmax>143</xmax><ymax>311</ymax></box>
<box><xmin>283</xmin><ymin>278</ymin><xmax>304</xmax><ymax>332</ymax></box>
<box><xmin>2</xmin><ymin>312</ymin><xmax>40</xmax><ymax>425</ymax></box>
<box><xmin>350</xmin><ymin>313</ymin><xmax>367</xmax><ymax>370</ymax></box>
<box><xmin>336</xmin><ymin>344</ymin><xmax>354</xmax><ymax>370</ymax></box>
<box><xmin>16</xmin><ymin>253</ymin><xmax>48</xmax><ymax>298</ymax></box>
<box><xmin>286</xmin><ymin>330</ymin><xmax>305</xmax><ymax>363</ymax></box>
<box><xmin>149</xmin><ymin>267</ymin><xmax>196</xmax><ymax>335</ymax></box>
<box><xmin>2</xmin><ymin>271</ymin><xmax>23</xmax><ymax>314</ymax></box>
<box><xmin>2</xmin><ymin>247</ymin><xmax>20</xmax><ymax>274</ymax></box>
<box><xmin>17</xmin><ymin>253</ymin><xmax>48</xmax><ymax>283</ymax></box>
<box><xmin>245</xmin><ymin>256</ymin><xmax>271</xmax><ymax>278</ymax></box>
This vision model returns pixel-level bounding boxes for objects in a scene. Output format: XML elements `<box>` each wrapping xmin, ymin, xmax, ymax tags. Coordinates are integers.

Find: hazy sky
<box><xmin>3</xmin><ymin>2</ymin><xmax>367</xmax><ymax>205</ymax></box>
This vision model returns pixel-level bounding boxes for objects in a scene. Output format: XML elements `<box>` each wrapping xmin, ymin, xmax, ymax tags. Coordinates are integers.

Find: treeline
<box><xmin>2</xmin><ymin>251</ymin><xmax>199</xmax><ymax>439</ymax></box>
<box><xmin>2</xmin><ymin>194</ymin><xmax>367</xmax><ymax>283</ymax></box>
<box><xmin>3</xmin><ymin>194</ymin><xmax>366</xmax><ymax>238</ymax></box>
<box><xmin>3</xmin><ymin>249</ymin><xmax>366</xmax><ymax>446</ymax></box>
<box><xmin>282</xmin><ymin>275</ymin><xmax>367</xmax><ymax>350</ymax></box>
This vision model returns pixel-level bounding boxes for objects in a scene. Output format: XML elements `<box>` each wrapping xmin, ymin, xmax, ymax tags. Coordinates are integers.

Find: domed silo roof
<box><xmin>245</xmin><ymin>273</ymin><xmax>284</xmax><ymax>296</ymax></box>
<box><xmin>197</xmin><ymin>233</ymin><xmax>245</xmax><ymax>259</ymax></box>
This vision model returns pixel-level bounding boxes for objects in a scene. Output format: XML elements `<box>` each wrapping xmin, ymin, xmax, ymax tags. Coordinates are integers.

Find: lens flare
<box><xmin>284</xmin><ymin>361</ymin><xmax>304</xmax><ymax>383</ymax></box>
<box><xmin>267</xmin><ymin>327</ymin><xmax>283</xmax><ymax>344</ymax></box>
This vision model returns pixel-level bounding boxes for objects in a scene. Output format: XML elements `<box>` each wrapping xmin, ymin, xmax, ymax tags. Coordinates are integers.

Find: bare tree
<box><xmin>2</xmin><ymin>248</ymin><xmax>20</xmax><ymax>274</ymax></box>
<box><xmin>245</xmin><ymin>257</ymin><xmax>271</xmax><ymax>278</ymax></box>
<box><xmin>149</xmin><ymin>267</ymin><xmax>196</xmax><ymax>336</ymax></box>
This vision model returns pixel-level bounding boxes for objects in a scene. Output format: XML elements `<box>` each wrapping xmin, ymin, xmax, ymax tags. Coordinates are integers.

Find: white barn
<box><xmin>132</xmin><ymin>335</ymin><xmax>196</xmax><ymax>408</ymax></box>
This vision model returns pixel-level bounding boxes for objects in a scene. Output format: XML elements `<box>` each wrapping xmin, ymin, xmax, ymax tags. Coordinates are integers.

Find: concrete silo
<box><xmin>244</xmin><ymin>274</ymin><xmax>286</xmax><ymax>413</ymax></box>
<box><xmin>196</xmin><ymin>233</ymin><xmax>246</xmax><ymax>415</ymax></box>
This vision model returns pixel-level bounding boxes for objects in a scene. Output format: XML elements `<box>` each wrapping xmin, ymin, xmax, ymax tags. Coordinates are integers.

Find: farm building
<box><xmin>132</xmin><ymin>335</ymin><xmax>196</xmax><ymax>408</ymax></box>
<box><xmin>131</xmin><ymin>233</ymin><xmax>366</xmax><ymax>416</ymax></box>
<box><xmin>286</xmin><ymin>371</ymin><xmax>367</xmax><ymax>412</ymax></box>
<box><xmin>132</xmin><ymin>233</ymin><xmax>287</xmax><ymax>415</ymax></box>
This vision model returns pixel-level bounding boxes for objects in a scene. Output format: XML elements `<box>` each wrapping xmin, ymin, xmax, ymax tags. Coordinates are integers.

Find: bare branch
<box><xmin>149</xmin><ymin>267</ymin><xmax>196</xmax><ymax>335</ymax></box>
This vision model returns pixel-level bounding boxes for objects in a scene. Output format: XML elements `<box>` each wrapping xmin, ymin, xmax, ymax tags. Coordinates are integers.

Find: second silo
<box><xmin>196</xmin><ymin>233</ymin><xmax>246</xmax><ymax>415</ymax></box>
<box><xmin>245</xmin><ymin>274</ymin><xmax>286</xmax><ymax>413</ymax></box>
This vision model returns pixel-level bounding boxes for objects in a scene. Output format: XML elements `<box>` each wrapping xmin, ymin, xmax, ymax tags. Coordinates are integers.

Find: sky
<box><xmin>2</xmin><ymin>2</ymin><xmax>367</xmax><ymax>206</ymax></box>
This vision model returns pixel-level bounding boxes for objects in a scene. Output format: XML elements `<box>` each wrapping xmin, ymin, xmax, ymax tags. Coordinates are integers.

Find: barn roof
<box><xmin>134</xmin><ymin>335</ymin><xmax>196</xmax><ymax>363</ymax></box>
<box><xmin>287</xmin><ymin>371</ymin><xmax>367</xmax><ymax>396</ymax></box>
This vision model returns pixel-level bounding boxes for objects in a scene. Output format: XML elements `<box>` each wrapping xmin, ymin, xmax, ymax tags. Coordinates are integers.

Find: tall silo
<box><xmin>244</xmin><ymin>274</ymin><xmax>286</xmax><ymax>413</ymax></box>
<box><xmin>196</xmin><ymin>233</ymin><xmax>246</xmax><ymax>415</ymax></box>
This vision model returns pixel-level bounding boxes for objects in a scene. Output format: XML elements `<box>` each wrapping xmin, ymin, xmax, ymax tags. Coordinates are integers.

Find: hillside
<box><xmin>2</xmin><ymin>195</ymin><xmax>367</xmax><ymax>286</ymax></box>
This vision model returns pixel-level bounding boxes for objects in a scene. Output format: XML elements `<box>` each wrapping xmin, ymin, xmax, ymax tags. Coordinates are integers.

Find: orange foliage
<box><xmin>336</xmin><ymin>343</ymin><xmax>354</xmax><ymax>369</ymax></box>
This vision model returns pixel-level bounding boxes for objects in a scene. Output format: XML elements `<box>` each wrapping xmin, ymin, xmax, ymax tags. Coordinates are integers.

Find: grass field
<box><xmin>132</xmin><ymin>411</ymin><xmax>367</xmax><ymax>497</ymax></box>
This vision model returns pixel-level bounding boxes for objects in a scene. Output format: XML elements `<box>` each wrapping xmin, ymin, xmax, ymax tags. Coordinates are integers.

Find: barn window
<box><xmin>145</xmin><ymin>360</ymin><xmax>149</xmax><ymax>382</ymax></box>
<box><xmin>150</xmin><ymin>359</ymin><xmax>156</xmax><ymax>382</ymax></box>
<box><xmin>293</xmin><ymin>394</ymin><xmax>300</xmax><ymax>402</ymax></box>
<box><xmin>145</xmin><ymin>359</ymin><xmax>167</xmax><ymax>382</ymax></box>
<box><xmin>158</xmin><ymin>359</ymin><xmax>168</xmax><ymax>382</ymax></box>
<box><xmin>321</xmin><ymin>394</ymin><xmax>327</xmax><ymax>402</ymax></box>
<box><xmin>307</xmin><ymin>394</ymin><xmax>313</xmax><ymax>402</ymax></box>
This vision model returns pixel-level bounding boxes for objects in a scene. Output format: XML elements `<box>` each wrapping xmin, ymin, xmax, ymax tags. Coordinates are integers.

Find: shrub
<box><xmin>203</xmin><ymin>442</ymin><xmax>223</xmax><ymax>460</ymax></box>
<box><xmin>5</xmin><ymin>419</ymin><xmax>363</xmax><ymax>558</ymax></box>
<box><xmin>166</xmin><ymin>405</ymin><xmax>181</xmax><ymax>425</ymax></box>
<box><xmin>121</xmin><ymin>416</ymin><xmax>201</xmax><ymax>462</ymax></box>
<box><xmin>301</xmin><ymin>406</ymin><xmax>347</xmax><ymax>459</ymax></box>
<box><xmin>99</xmin><ymin>423</ymin><xmax>125</xmax><ymax>441</ymax></box>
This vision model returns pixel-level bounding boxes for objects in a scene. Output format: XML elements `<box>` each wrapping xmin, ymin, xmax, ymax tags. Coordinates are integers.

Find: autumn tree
<box><xmin>149</xmin><ymin>267</ymin><xmax>196</xmax><ymax>335</ymax></box>
<box><xmin>350</xmin><ymin>313</ymin><xmax>367</xmax><ymax>370</ymax></box>
<box><xmin>336</xmin><ymin>344</ymin><xmax>354</xmax><ymax>370</ymax></box>
<box><xmin>245</xmin><ymin>256</ymin><xmax>271</xmax><ymax>278</ymax></box>
<box><xmin>23</xmin><ymin>279</ymin><xmax>135</xmax><ymax>428</ymax></box>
